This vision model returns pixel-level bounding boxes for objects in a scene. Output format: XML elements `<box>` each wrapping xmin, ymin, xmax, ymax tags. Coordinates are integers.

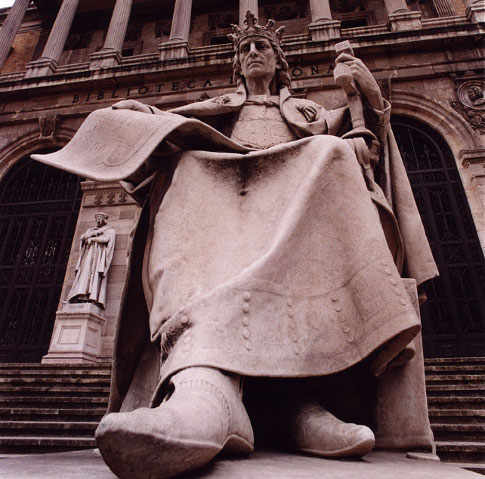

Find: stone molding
<box><xmin>391</xmin><ymin>90</ymin><xmax>480</xmax><ymax>158</ymax></box>
<box><xmin>81</xmin><ymin>180</ymin><xmax>136</xmax><ymax>207</ymax></box>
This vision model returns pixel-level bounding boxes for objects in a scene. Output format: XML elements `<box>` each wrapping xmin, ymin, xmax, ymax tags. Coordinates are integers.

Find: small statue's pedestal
<box><xmin>42</xmin><ymin>302</ymin><xmax>105</xmax><ymax>364</ymax></box>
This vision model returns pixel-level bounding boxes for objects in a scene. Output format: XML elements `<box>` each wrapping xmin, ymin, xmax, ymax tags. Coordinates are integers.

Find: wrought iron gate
<box><xmin>0</xmin><ymin>156</ymin><xmax>81</xmax><ymax>362</ymax></box>
<box><xmin>393</xmin><ymin>117</ymin><xmax>485</xmax><ymax>357</ymax></box>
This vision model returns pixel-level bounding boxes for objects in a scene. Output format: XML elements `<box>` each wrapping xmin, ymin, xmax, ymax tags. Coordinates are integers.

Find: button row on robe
<box><xmin>242</xmin><ymin>292</ymin><xmax>251</xmax><ymax>351</ymax></box>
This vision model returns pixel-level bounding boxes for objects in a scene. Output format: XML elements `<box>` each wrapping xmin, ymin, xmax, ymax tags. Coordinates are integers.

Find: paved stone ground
<box><xmin>0</xmin><ymin>449</ymin><xmax>481</xmax><ymax>478</ymax></box>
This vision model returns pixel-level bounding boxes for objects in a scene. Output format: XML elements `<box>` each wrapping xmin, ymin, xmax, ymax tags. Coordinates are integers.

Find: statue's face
<box><xmin>95</xmin><ymin>215</ymin><xmax>106</xmax><ymax>227</ymax></box>
<box><xmin>239</xmin><ymin>36</ymin><xmax>277</xmax><ymax>83</ymax></box>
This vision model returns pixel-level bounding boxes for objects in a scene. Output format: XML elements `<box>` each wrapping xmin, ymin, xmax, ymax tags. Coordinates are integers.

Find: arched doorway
<box><xmin>392</xmin><ymin>116</ymin><xmax>485</xmax><ymax>357</ymax></box>
<box><xmin>0</xmin><ymin>155</ymin><xmax>82</xmax><ymax>363</ymax></box>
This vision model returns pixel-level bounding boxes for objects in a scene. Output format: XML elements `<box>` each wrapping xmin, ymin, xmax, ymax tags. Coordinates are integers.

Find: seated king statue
<box><xmin>32</xmin><ymin>11</ymin><xmax>439</xmax><ymax>479</ymax></box>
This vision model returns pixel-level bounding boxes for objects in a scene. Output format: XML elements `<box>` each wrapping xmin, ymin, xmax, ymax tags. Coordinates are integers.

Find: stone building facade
<box><xmin>0</xmin><ymin>0</ymin><xmax>484</xmax><ymax>364</ymax></box>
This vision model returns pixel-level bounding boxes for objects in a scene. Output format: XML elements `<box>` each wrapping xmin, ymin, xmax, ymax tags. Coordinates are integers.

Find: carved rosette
<box><xmin>450</xmin><ymin>80</ymin><xmax>485</xmax><ymax>134</ymax></box>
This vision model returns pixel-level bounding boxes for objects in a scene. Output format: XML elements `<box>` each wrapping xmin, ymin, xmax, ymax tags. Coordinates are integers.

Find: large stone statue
<box><xmin>32</xmin><ymin>12</ymin><xmax>438</xmax><ymax>479</ymax></box>
<box><xmin>67</xmin><ymin>212</ymin><xmax>116</xmax><ymax>309</ymax></box>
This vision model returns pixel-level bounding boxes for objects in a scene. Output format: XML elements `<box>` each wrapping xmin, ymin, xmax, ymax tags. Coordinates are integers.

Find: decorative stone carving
<box><xmin>450</xmin><ymin>80</ymin><xmax>485</xmax><ymax>134</ymax></box>
<box><xmin>67</xmin><ymin>212</ymin><xmax>116</xmax><ymax>309</ymax></box>
<box><xmin>38</xmin><ymin>114</ymin><xmax>57</xmax><ymax>138</ymax></box>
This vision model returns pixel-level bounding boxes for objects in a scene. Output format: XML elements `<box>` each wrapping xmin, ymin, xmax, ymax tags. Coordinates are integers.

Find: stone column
<box><xmin>90</xmin><ymin>0</ymin><xmax>133</xmax><ymax>68</ymax></box>
<box><xmin>239</xmin><ymin>0</ymin><xmax>258</xmax><ymax>25</ymax></box>
<box><xmin>308</xmin><ymin>0</ymin><xmax>341</xmax><ymax>41</ymax></box>
<box><xmin>465</xmin><ymin>0</ymin><xmax>485</xmax><ymax>23</ymax></box>
<box><xmin>432</xmin><ymin>0</ymin><xmax>455</xmax><ymax>17</ymax></box>
<box><xmin>25</xmin><ymin>0</ymin><xmax>79</xmax><ymax>77</ymax></box>
<box><xmin>159</xmin><ymin>0</ymin><xmax>192</xmax><ymax>61</ymax></box>
<box><xmin>383</xmin><ymin>0</ymin><xmax>422</xmax><ymax>31</ymax></box>
<box><xmin>0</xmin><ymin>0</ymin><xmax>30</xmax><ymax>69</ymax></box>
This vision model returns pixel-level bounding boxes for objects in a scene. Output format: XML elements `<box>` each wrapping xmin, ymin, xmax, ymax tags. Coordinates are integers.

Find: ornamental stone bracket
<box><xmin>24</xmin><ymin>58</ymin><xmax>58</xmax><ymax>78</ymax></box>
<box><xmin>450</xmin><ymin>80</ymin><xmax>485</xmax><ymax>134</ymax></box>
<box><xmin>159</xmin><ymin>40</ymin><xmax>190</xmax><ymax>61</ymax></box>
<box><xmin>388</xmin><ymin>11</ymin><xmax>422</xmax><ymax>32</ymax></box>
<box><xmin>89</xmin><ymin>49</ymin><xmax>122</xmax><ymax>69</ymax></box>
<box><xmin>308</xmin><ymin>20</ymin><xmax>341</xmax><ymax>42</ymax></box>
<box><xmin>81</xmin><ymin>180</ymin><xmax>137</xmax><ymax>208</ymax></box>
<box><xmin>42</xmin><ymin>302</ymin><xmax>105</xmax><ymax>364</ymax></box>
<box><xmin>461</xmin><ymin>148</ymin><xmax>485</xmax><ymax>168</ymax></box>
<box><xmin>38</xmin><ymin>114</ymin><xmax>57</xmax><ymax>139</ymax></box>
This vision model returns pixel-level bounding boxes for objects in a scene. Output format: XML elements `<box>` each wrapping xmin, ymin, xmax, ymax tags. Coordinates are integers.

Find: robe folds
<box><xmin>31</xmin><ymin>87</ymin><xmax>438</xmax><ymax>450</ymax></box>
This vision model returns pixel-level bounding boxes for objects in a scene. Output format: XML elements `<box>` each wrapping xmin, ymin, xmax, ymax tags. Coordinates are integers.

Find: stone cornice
<box><xmin>0</xmin><ymin>19</ymin><xmax>482</xmax><ymax>97</ymax></box>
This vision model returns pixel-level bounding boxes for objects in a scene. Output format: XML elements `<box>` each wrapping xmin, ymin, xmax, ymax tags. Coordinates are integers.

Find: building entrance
<box><xmin>0</xmin><ymin>156</ymin><xmax>81</xmax><ymax>362</ymax></box>
<box><xmin>393</xmin><ymin>117</ymin><xmax>485</xmax><ymax>357</ymax></box>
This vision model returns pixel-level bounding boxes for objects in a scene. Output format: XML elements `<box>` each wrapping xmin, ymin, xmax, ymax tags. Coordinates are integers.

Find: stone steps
<box><xmin>0</xmin><ymin>395</ymin><xmax>108</xmax><ymax>408</ymax></box>
<box><xmin>0</xmin><ymin>364</ymin><xmax>110</xmax><ymax>452</ymax></box>
<box><xmin>0</xmin><ymin>407</ymin><xmax>106</xmax><ymax>421</ymax></box>
<box><xmin>425</xmin><ymin>357</ymin><xmax>485</xmax><ymax>475</ymax></box>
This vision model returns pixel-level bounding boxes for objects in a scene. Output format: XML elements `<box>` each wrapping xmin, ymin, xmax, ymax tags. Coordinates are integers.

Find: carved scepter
<box><xmin>333</xmin><ymin>40</ymin><xmax>365</xmax><ymax>130</ymax></box>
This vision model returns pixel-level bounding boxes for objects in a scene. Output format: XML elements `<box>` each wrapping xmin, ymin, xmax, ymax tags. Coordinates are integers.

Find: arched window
<box><xmin>393</xmin><ymin>117</ymin><xmax>485</xmax><ymax>357</ymax></box>
<box><xmin>0</xmin><ymin>156</ymin><xmax>82</xmax><ymax>362</ymax></box>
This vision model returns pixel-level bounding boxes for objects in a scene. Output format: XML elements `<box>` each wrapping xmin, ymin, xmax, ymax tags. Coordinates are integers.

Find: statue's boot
<box><xmin>95</xmin><ymin>367</ymin><xmax>254</xmax><ymax>479</ymax></box>
<box><xmin>289</xmin><ymin>402</ymin><xmax>375</xmax><ymax>458</ymax></box>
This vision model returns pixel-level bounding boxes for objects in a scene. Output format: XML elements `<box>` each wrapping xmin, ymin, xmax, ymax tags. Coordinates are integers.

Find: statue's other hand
<box><xmin>297</xmin><ymin>104</ymin><xmax>318</xmax><ymax>123</ymax></box>
<box><xmin>335</xmin><ymin>53</ymin><xmax>384</xmax><ymax>111</ymax></box>
<box><xmin>112</xmin><ymin>99</ymin><xmax>153</xmax><ymax>114</ymax></box>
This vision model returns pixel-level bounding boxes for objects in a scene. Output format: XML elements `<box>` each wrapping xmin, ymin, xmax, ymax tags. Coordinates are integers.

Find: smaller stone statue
<box><xmin>67</xmin><ymin>212</ymin><xmax>116</xmax><ymax>309</ymax></box>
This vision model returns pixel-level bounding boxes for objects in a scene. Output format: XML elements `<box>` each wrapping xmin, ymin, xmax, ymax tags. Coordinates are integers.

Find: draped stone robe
<box><xmin>31</xmin><ymin>85</ymin><xmax>438</xmax><ymax>450</ymax></box>
<box><xmin>68</xmin><ymin>224</ymin><xmax>116</xmax><ymax>308</ymax></box>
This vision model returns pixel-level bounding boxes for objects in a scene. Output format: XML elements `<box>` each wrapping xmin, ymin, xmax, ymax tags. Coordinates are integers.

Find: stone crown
<box><xmin>228</xmin><ymin>11</ymin><xmax>285</xmax><ymax>49</ymax></box>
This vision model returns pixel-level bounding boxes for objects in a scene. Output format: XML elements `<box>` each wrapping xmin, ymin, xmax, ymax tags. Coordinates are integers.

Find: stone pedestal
<box><xmin>466</xmin><ymin>0</ymin><xmax>485</xmax><ymax>23</ymax></box>
<box><xmin>388</xmin><ymin>11</ymin><xmax>422</xmax><ymax>31</ymax></box>
<box><xmin>42</xmin><ymin>302</ymin><xmax>105</xmax><ymax>364</ymax></box>
<box><xmin>159</xmin><ymin>40</ymin><xmax>190</xmax><ymax>60</ymax></box>
<box><xmin>89</xmin><ymin>49</ymin><xmax>122</xmax><ymax>69</ymax></box>
<box><xmin>308</xmin><ymin>20</ymin><xmax>341</xmax><ymax>41</ymax></box>
<box><xmin>25</xmin><ymin>58</ymin><xmax>58</xmax><ymax>78</ymax></box>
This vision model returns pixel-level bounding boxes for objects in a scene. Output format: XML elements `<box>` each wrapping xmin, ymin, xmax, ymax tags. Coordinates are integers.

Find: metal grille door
<box><xmin>0</xmin><ymin>157</ymin><xmax>81</xmax><ymax>362</ymax></box>
<box><xmin>393</xmin><ymin>117</ymin><xmax>485</xmax><ymax>357</ymax></box>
